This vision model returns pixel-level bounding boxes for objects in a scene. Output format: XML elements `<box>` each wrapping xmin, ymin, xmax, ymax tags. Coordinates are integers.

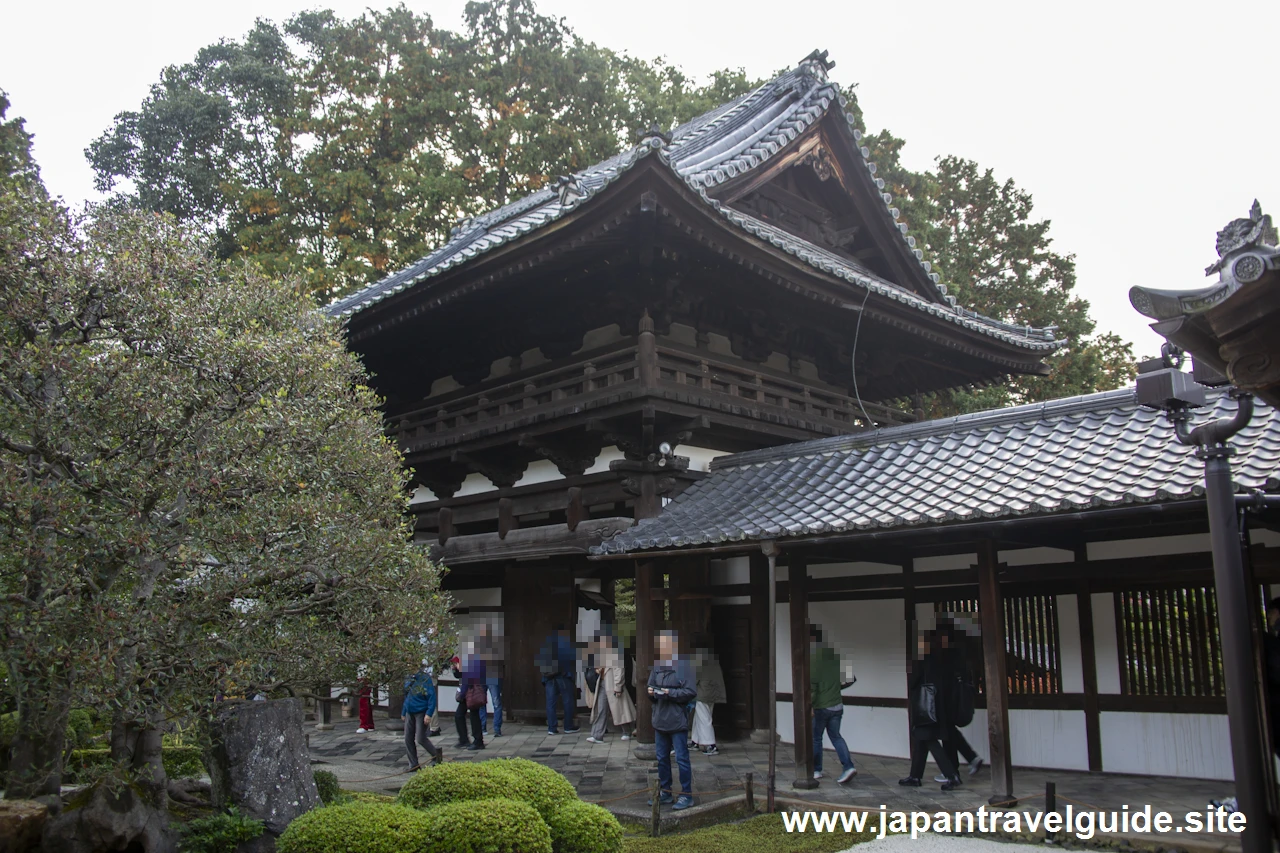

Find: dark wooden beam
<box><xmin>427</xmin><ymin>517</ymin><xmax>632</xmax><ymax>564</ymax></box>
<box><xmin>977</xmin><ymin>538</ymin><xmax>1014</xmax><ymax>803</ymax></box>
<box><xmin>789</xmin><ymin>555</ymin><xmax>817</xmax><ymax>788</ymax></box>
<box><xmin>635</xmin><ymin>559</ymin><xmax>657</xmax><ymax>745</ymax></box>
<box><xmin>497</xmin><ymin>498</ymin><xmax>516</xmax><ymax>540</ymax></box>
<box><xmin>1076</xmin><ymin>568</ymin><xmax>1103</xmax><ymax>772</ymax></box>
<box><xmin>565</xmin><ymin>487</ymin><xmax>585</xmax><ymax>532</ymax></box>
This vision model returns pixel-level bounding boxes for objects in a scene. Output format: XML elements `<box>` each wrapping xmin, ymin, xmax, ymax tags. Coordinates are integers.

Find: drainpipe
<box><xmin>762</xmin><ymin>540</ymin><xmax>779</xmax><ymax>814</ymax></box>
<box><xmin>1170</xmin><ymin>392</ymin><xmax>1268</xmax><ymax>853</ymax></box>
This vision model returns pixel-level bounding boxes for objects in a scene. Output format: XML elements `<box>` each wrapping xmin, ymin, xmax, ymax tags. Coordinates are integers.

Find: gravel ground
<box><xmin>843</xmin><ymin>836</ymin><xmax>1040</xmax><ymax>853</ymax></box>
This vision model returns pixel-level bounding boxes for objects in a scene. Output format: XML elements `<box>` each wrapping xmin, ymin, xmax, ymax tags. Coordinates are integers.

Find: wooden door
<box><xmin>710</xmin><ymin>605</ymin><xmax>754</xmax><ymax>735</ymax></box>
<box><xmin>503</xmin><ymin>563</ymin><xmax>575</xmax><ymax>720</ymax></box>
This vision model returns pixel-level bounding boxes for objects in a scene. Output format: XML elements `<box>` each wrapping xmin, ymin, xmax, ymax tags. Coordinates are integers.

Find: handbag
<box><xmin>913</xmin><ymin>682</ymin><xmax>938</xmax><ymax>724</ymax></box>
<box><xmin>585</xmin><ymin>668</ymin><xmax>600</xmax><ymax>692</ymax></box>
<box><xmin>464</xmin><ymin>682</ymin><xmax>487</xmax><ymax>710</ymax></box>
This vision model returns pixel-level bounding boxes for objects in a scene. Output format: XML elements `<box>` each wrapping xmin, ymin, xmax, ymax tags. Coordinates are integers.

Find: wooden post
<box><xmin>977</xmin><ymin>538</ymin><xmax>1014</xmax><ymax>804</ymax></box>
<box><xmin>1075</xmin><ymin>564</ymin><xmax>1103</xmax><ymax>772</ymax></box>
<box><xmin>789</xmin><ymin>554</ymin><xmax>817</xmax><ymax>789</ymax></box>
<box><xmin>649</xmin><ymin>774</ymin><xmax>661</xmax><ymax>837</ymax></box>
<box><xmin>1045</xmin><ymin>781</ymin><xmax>1057</xmax><ymax>841</ymax></box>
<box><xmin>902</xmin><ymin>554</ymin><xmax>916</xmax><ymax>778</ymax></box>
<box><xmin>748</xmin><ymin>553</ymin><xmax>771</xmax><ymax>737</ymax></box>
<box><xmin>635</xmin><ymin>559</ymin><xmax>656</xmax><ymax>747</ymax></box>
<box><xmin>745</xmin><ymin>771</ymin><xmax>755</xmax><ymax>813</ymax></box>
<box><xmin>638</xmin><ymin>309</ymin><xmax>658</xmax><ymax>390</ymax></box>
<box><xmin>315</xmin><ymin>684</ymin><xmax>334</xmax><ymax>731</ymax></box>
<box><xmin>763</xmin><ymin>541</ymin><xmax>779</xmax><ymax>813</ymax></box>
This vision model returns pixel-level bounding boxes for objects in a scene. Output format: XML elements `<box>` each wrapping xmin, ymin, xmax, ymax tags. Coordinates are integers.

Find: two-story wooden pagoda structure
<box><xmin>327</xmin><ymin>51</ymin><xmax>1060</xmax><ymax>724</ymax></box>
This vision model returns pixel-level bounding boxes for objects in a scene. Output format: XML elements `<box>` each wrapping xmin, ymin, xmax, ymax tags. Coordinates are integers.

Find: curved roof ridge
<box><xmin>711</xmin><ymin>387</ymin><xmax>1142</xmax><ymax>470</ymax></box>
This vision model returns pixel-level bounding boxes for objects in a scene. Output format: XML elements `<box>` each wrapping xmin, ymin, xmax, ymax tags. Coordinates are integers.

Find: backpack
<box><xmin>949</xmin><ymin>672</ymin><xmax>976</xmax><ymax>728</ymax></box>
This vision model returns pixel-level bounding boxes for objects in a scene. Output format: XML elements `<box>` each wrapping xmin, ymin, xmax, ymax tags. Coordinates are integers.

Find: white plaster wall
<box><xmin>1088</xmin><ymin>533</ymin><xmax>1211</xmax><ymax>560</ymax></box>
<box><xmin>1057</xmin><ymin>594</ymin><xmax>1084</xmax><ymax>693</ymax></box>
<box><xmin>1092</xmin><ymin>592</ymin><xmax>1122</xmax><ymax>694</ymax></box>
<box><xmin>1099</xmin><ymin>712</ymin><xmax>1233</xmax><ymax>780</ymax></box>
<box><xmin>584</xmin><ymin>446</ymin><xmax>626</xmax><ymax>475</ymax></box>
<box><xmin>915</xmin><ymin>554</ymin><xmax>976</xmax><ymax>572</ymax></box>
<box><xmin>512</xmin><ymin>459</ymin><xmax>564</xmax><ymax>489</ymax></box>
<box><xmin>709</xmin><ymin>556</ymin><xmax>750</xmax><ymax>586</ymax></box>
<box><xmin>809</xmin><ymin>561</ymin><xmax>900</xmax><ymax>579</ymax></box>
<box><xmin>1000</xmin><ymin>547</ymin><xmax>1074</xmax><ymax>566</ymax></box>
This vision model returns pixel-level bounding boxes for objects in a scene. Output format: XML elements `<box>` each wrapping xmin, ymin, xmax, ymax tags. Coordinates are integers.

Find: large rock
<box><xmin>0</xmin><ymin>800</ymin><xmax>46</xmax><ymax>853</ymax></box>
<box><xmin>206</xmin><ymin>699</ymin><xmax>320</xmax><ymax>850</ymax></box>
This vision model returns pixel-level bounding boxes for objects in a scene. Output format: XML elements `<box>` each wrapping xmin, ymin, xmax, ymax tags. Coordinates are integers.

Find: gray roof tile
<box><xmin>325</xmin><ymin>58</ymin><xmax>1059</xmax><ymax>353</ymax></box>
<box><xmin>594</xmin><ymin>387</ymin><xmax>1280</xmax><ymax>554</ymax></box>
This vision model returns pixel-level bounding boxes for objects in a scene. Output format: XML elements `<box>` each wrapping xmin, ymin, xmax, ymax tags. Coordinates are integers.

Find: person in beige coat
<box><xmin>586</xmin><ymin>634</ymin><xmax>636</xmax><ymax>743</ymax></box>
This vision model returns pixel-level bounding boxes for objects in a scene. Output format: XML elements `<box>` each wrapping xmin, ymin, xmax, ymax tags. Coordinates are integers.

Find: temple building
<box><xmin>329</xmin><ymin>52</ymin><xmax>1280</xmax><ymax>793</ymax></box>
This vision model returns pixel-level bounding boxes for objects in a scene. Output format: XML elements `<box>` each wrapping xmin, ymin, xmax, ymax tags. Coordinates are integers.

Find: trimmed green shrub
<box><xmin>396</xmin><ymin>761</ymin><xmax>518</xmax><ymax>811</ymax></box>
<box><xmin>277</xmin><ymin>801</ymin><xmax>433</xmax><ymax>853</ymax></box>
<box><xmin>545</xmin><ymin>800</ymin><xmax>622</xmax><ymax>853</ymax></box>
<box><xmin>490</xmin><ymin>757</ymin><xmax>578</xmax><ymax>819</ymax></box>
<box><xmin>177</xmin><ymin>807</ymin><xmax>263</xmax><ymax>853</ymax></box>
<box><xmin>65</xmin><ymin>746</ymin><xmax>205</xmax><ymax>782</ymax></box>
<box><xmin>313</xmin><ymin>769</ymin><xmax>340</xmax><ymax>805</ymax></box>
<box><xmin>420</xmin><ymin>798</ymin><xmax>551</xmax><ymax>853</ymax></box>
<box><xmin>347</xmin><ymin>790</ymin><xmax>396</xmax><ymax>804</ymax></box>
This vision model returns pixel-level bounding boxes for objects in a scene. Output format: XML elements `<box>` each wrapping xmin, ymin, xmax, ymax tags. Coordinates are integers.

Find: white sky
<box><xmin>3</xmin><ymin>1</ymin><xmax>1277</xmax><ymax>358</ymax></box>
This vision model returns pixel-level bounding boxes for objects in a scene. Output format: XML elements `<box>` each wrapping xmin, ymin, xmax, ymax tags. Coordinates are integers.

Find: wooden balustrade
<box><xmin>387</xmin><ymin>338</ymin><xmax>910</xmax><ymax>451</ymax></box>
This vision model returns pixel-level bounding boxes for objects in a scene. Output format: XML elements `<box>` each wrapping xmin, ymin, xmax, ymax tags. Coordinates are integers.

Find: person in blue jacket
<box><xmin>403</xmin><ymin>662</ymin><xmax>442</xmax><ymax>769</ymax></box>
<box><xmin>537</xmin><ymin>626</ymin><xmax>580</xmax><ymax>735</ymax></box>
<box><xmin>648</xmin><ymin>629</ymin><xmax>697</xmax><ymax>811</ymax></box>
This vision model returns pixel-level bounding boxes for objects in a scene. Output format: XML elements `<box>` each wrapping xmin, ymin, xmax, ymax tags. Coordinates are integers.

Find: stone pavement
<box><xmin>308</xmin><ymin>716</ymin><xmax>1242</xmax><ymax>848</ymax></box>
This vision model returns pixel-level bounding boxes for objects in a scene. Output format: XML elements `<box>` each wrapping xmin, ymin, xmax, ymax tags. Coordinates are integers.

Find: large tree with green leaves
<box><xmin>0</xmin><ymin>132</ymin><xmax>452</xmax><ymax>847</ymax></box>
<box><xmin>88</xmin><ymin>1</ymin><xmax>752</xmax><ymax>303</ymax></box>
<box><xmin>858</xmin><ymin>114</ymin><xmax>1135</xmax><ymax>412</ymax></box>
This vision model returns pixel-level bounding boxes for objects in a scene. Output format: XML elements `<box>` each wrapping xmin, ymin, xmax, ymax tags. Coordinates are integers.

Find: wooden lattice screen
<box><xmin>935</xmin><ymin>595</ymin><xmax>1062</xmax><ymax>695</ymax></box>
<box><xmin>1114</xmin><ymin>585</ymin><xmax>1223</xmax><ymax>697</ymax></box>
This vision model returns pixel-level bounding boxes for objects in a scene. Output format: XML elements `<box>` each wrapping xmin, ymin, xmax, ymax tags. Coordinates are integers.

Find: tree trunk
<box><xmin>5</xmin><ymin>673</ymin><xmax>72</xmax><ymax>802</ymax></box>
<box><xmin>42</xmin><ymin>720</ymin><xmax>174</xmax><ymax>853</ymax></box>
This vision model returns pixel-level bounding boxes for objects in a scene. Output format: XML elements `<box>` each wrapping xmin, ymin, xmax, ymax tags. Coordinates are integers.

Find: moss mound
<box><xmin>420</xmin><ymin>798</ymin><xmax>551</xmax><ymax>853</ymax></box>
<box><xmin>396</xmin><ymin>760</ymin><xmax>519</xmax><ymax>811</ymax></box>
<box><xmin>545</xmin><ymin>800</ymin><xmax>623</xmax><ymax>853</ymax></box>
<box><xmin>488</xmin><ymin>757</ymin><xmax>578</xmax><ymax>819</ymax></box>
<box><xmin>277</xmin><ymin>801</ymin><xmax>433</xmax><ymax>853</ymax></box>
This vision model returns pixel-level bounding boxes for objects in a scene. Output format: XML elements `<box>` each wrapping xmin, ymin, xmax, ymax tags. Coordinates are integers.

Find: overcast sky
<box><xmin>3</xmin><ymin>1</ymin><xmax>1277</xmax><ymax>357</ymax></box>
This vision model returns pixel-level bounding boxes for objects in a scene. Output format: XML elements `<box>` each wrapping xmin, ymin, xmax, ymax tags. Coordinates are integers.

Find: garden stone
<box><xmin>206</xmin><ymin>699</ymin><xmax>319</xmax><ymax>851</ymax></box>
<box><xmin>0</xmin><ymin>800</ymin><xmax>47</xmax><ymax>853</ymax></box>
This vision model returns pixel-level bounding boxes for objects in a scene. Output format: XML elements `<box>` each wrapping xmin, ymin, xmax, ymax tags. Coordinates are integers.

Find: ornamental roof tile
<box><xmin>592</xmin><ymin>387</ymin><xmax>1280</xmax><ymax>554</ymax></box>
<box><xmin>325</xmin><ymin>56</ymin><xmax>1059</xmax><ymax>353</ymax></box>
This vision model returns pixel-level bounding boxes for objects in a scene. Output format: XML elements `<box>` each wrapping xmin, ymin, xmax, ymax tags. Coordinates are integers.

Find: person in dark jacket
<box><xmin>453</xmin><ymin>646</ymin><xmax>486</xmax><ymax>750</ymax></box>
<box><xmin>537</xmin><ymin>626</ymin><xmax>580</xmax><ymax>735</ymax></box>
<box><xmin>402</xmin><ymin>663</ymin><xmax>442</xmax><ymax>769</ymax></box>
<box><xmin>936</xmin><ymin>619</ymin><xmax>984</xmax><ymax>781</ymax></box>
<box><xmin>900</xmin><ymin>629</ymin><xmax>962</xmax><ymax>790</ymax></box>
<box><xmin>647</xmin><ymin>629</ymin><xmax>697</xmax><ymax>810</ymax></box>
<box><xmin>1265</xmin><ymin>598</ymin><xmax>1280</xmax><ymax>758</ymax></box>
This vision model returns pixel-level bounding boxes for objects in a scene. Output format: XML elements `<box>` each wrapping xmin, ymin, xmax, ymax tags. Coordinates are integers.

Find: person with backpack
<box><xmin>453</xmin><ymin>644</ymin><xmax>487</xmax><ymax>751</ymax></box>
<box><xmin>937</xmin><ymin>619</ymin><xmax>983</xmax><ymax>781</ymax></box>
<box><xmin>402</xmin><ymin>663</ymin><xmax>442</xmax><ymax>769</ymax></box>
<box><xmin>691</xmin><ymin>636</ymin><xmax>726</xmax><ymax>756</ymax></box>
<box><xmin>537</xmin><ymin>626</ymin><xmax>580</xmax><ymax>735</ymax></box>
<box><xmin>900</xmin><ymin>628</ymin><xmax>962</xmax><ymax>790</ymax></box>
<box><xmin>648</xmin><ymin>629</ymin><xmax>697</xmax><ymax>811</ymax></box>
<box><xmin>809</xmin><ymin>624</ymin><xmax>857</xmax><ymax>783</ymax></box>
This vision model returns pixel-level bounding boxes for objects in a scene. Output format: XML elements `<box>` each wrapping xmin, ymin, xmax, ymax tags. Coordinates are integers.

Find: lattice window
<box><xmin>1115</xmin><ymin>585</ymin><xmax>1223</xmax><ymax>697</ymax></box>
<box><xmin>935</xmin><ymin>594</ymin><xmax>1062</xmax><ymax>695</ymax></box>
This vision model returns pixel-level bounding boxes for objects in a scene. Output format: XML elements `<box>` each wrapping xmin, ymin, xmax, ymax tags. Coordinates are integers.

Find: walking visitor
<box><xmin>810</xmin><ymin>624</ymin><xmax>857</xmax><ymax>783</ymax></box>
<box><xmin>586</xmin><ymin>632</ymin><xmax>636</xmax><ymax>743</ymax></box>
<box><xmin>900</xmin><ymin>628</ymin><xmax>962</xmax><ymax>790</ymax></box>
<box><xmin>691</xmin><ymin>635</ymin><xmax>725</xmax><ymax>756</ymax></box>
<box><xmin>648</xmin><ymin>629</ymin><xmax>697</xmax><ymax>811</ymax></box>
<box><xmin>402</xmin><ymin>663</ymin><xmax>442</xmax><ymax>770</ymax></box>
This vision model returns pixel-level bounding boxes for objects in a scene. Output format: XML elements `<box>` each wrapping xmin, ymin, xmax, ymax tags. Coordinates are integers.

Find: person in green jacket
<box><xmin>810</xmin><ymin>624</ymin><xmax>857</xmax><ymax>784</ymax></box>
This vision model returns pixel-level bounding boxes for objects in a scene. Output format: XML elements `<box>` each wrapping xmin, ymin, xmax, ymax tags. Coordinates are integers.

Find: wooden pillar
<box><xmin>635</xmin><ymin>559</ymin><xmax>656</xmax><ymax>745</ymax></box>
<box><xmin>902</xmin><ymin>555</ymin><xmax>917</xmax><ymax>771</ymax></box>
<box><xmin>1075</xmin><ymin>551</ymin><xmax>1103</xmax><ymax>771</ymax></box>
<box><xmin>638</xmin><ymin>309</ymin><xmax>658</xmax><ymax>390</ymax></box>
<box><xmin>748</xmin><ymin>553</ymin><xmax>771</xmax><ymax>736</ymax></box>
<box><xmin>763</xmin><ymin>541</ymin><xmax>779</xmax><ymax>813</ymax></box>
<box><xmin>977</xmin><ymin>538</ymin><xmax>1013</xmax><ymax>803</ymax></box>
<box><xmin>789</xmin><ymin>554</ymin><xmax>817</xmax><ymax>788</ymax></box>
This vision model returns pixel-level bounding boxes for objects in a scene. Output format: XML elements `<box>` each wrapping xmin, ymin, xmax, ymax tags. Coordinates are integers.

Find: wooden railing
<box><xmin>654</xmin><ymin>343</ymin><xmax>908</xmax><ymax>430</ymax></box>
<box><xmin>390</xmin><ymin>341</ymin><xmax>641</xmax><ymax>452</ymax></box>
<box><xmin>387</xmin><ymin>338</ymin><xmax>910</xmax><ymax>452</ymax></box>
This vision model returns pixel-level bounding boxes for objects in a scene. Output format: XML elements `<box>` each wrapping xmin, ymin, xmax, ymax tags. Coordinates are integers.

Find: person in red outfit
<box><xmin>357</xmin><ymin>677</ymin><xmax>376</xmax><ymax>732</ymax></box>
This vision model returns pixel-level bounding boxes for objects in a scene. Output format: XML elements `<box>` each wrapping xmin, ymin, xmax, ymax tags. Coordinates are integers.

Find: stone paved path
<box><xmin>308</xmin><ymin>716</ymin><xmax>1243</xmax><ymax>849</ymax></box>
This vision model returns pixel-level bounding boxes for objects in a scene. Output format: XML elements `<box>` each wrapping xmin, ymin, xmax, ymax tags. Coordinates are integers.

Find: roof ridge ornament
<box><xmin>556</xmin><ymin>175</ymin><xmax>585</xmax><ymax>207</ymax></box>
<box><xmin>1207</xmin><ymin>199</ymin><xmax>1278</xmax><ymax>275</ymax></box>
<box><xmin>635</xmin><ymin>125</ymin><xmax>671</xmax><ymax>150</ymax></box>
<box><xmin>799</xmin><ymin>49</ymin><xmax>836</xmax><ymax>78</ymax></box>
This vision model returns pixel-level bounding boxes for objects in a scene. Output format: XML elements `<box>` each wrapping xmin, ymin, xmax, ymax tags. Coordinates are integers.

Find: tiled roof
<box><xmin>325</xmin><ymin>57</ymin><xmax>1059</xmax><ymax>353</ymax></box>
<box><xmin>593</xmin><ymin>387</ymin><xmax>1280</xmax><ymax>554</ymax></box>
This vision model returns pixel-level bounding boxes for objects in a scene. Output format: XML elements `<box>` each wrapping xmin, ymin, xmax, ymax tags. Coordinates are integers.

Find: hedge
<box><xmin>277</xmin><ymin>801</ymin><xmax>433</xmax><ymax>853</ymax></box>
<box><xmin>312</xmin><ymin>769</ymin><xmax>340</xmax><ymax>805</ymax></box>
<box><xmin>65</xmin><ymin>746</ymin><xmax>204</xmax><ymax>782</ymax></box>
<box><xmin>545</xmin><ymin>800</ymin><xmax>623</xmax><ymax>853</ymax></box>
<box><xmin>396</xmin><ymin>761</ymin><xmax>518</xmax><ymax>811</ymax></box>
<box><xmin>488</xmin><ymin>757</ymin><xmax>578</xmax><ymax>819</ymax></box>
<box><xmin>420</xmin><ymin>798</ymin><xmax>552</xmax><ymax>853</ymax></box>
